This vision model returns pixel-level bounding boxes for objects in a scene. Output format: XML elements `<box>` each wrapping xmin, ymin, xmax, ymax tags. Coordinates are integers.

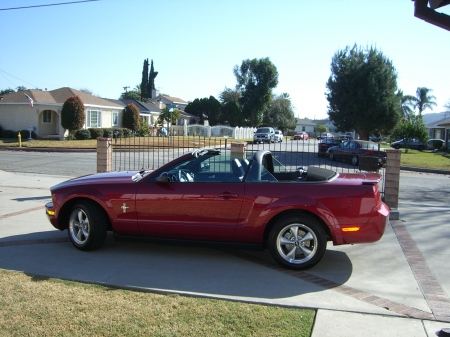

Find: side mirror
<box><xmin>156</xmin><ymin>172</ymin><xmax>170</xmax><ymax>183</ymax></box>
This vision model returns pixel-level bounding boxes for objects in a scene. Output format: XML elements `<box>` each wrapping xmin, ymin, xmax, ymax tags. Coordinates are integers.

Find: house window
<box><xmin>112</xmin><ymin>111</ymin><xmax>118</xmax><ymax>126</ymax></box>
<box><xmin>43</xmin><ymin>110</ymin><xmax>52</xmax><ymax>124</ymax></box>
<box><xmin>302</xmin><ymin>126</ymin><xmax>305</xmax><ymax>131</ymax></box>
<box><xmin>87</xmin><ymin>110</ymin><xmax>102</xmax><ymax>128</ymax></box>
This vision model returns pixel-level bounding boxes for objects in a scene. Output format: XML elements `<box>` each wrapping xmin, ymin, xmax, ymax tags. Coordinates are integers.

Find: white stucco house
<box><xmin>0</xmin><ymin>87</ymin><xmax>124</xmax><ymax>139</ymax></box>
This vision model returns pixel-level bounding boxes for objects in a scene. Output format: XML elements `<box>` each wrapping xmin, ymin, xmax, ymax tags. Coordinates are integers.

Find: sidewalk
<box><xmin>0</xmin><ymin>170</ymin><xmax>449</xmax><ymax>337</ymax></box>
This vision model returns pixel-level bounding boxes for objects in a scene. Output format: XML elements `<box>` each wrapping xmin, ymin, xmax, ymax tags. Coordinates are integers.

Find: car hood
<box><xmin>51</xmin><ymin>171</ymin><xmax>138</xmax><ymax>190</ymax></box>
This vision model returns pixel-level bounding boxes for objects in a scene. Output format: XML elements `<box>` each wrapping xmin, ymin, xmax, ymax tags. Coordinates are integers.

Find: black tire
<box><xmin>68</xmin><ymin>200</ymin><xmax>107</xmax><ymax>251</ymax></box>
<box><xmin>329</xmin><ymin>152</ymin><xmax>335</xmax><ymax>161</ymax></box>
<box><xmin>351</xmin><ymin>155</ymin><xmax>359</xmax><ymax>166</ymax></box>
<box><xmin>268</xmin><ymin>215</ymin><xmax>327</xmax><ymax>270</ymax></box>
<box><xmin>418</xmin><ymin>145</ymin><xmax>424</xmax><ymax>151</ymax></box>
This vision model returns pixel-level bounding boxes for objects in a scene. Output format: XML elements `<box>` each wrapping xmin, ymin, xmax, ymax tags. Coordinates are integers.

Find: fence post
<box><xmin>384</xmin><ymin>149</ymin><xmax>401</xmax><ymax>220</ymax></box>
<box><xmin>97</xmin><ymin>137</ymin><xmax>112</xmax><ymax>173</ymax></box>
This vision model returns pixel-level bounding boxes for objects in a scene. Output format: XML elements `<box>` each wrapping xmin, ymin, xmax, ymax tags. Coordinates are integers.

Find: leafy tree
<box><xmin>217</xmin><ymin>88</ymin><xmax>244</xmax><ymax>126</ymax></box>
<box><xmin>316</xmin><ymin>124</ymin><xmax>328</xmax><ymax>133</ymax></box>
<box><xmin>61</xmin><ymin>95</ymin><xmax>85</xmax><ymax>138</ymax></box>
<box><xmin>391</xmin><ymin>115</ymin><xmax>428</xmax><ymax>153</ymax></box>
<box><xmin>445</xmin><ymin>99</ymin><xmax>450</xmax><ymax>112</ymax></box>
<box><xmin>141</xmin><ymin>59</ymin><xmax>149</xmax><ymax>101</ymax></box>
<box><xmin>119</xmin><ymin>89</ymin><xmax>141</xmax><ymax>101</ymax></box>
<box><xmin>221</xmin><ymin>101</ymin><xmax>245</xmax><ymax>126</ymax></box>
<box><xmin>0</xmin><ymin>88</ymin><xmax>15</xmax><ymax>95</ymax></box>
<box><xmin>326</xmin><ymin>45</ymin><xmax>402</xmax><ymax>140</ymax></box>
<box><xmin>219</xmin><ymin>87</ymin><xmax>241</xmax><ymax>106</ymax></box>
<box><xmin>233</xmin><ymin>57</ymin><xmax>278</xmax><ymax>126</ymax></box>
<box><xmin>148</xmin><ymin>59</ymin><xmax>158</xmax><ymax>98</ymax></box>
<box><xmin>122</xmin><ymin>103</ymin><xmax>140</xmax><ymax>131</ymax></box>
<box><xmin>156</xmin><ymin>108</ymin><xmax>180</xmax><ymax>127</ymax></box>
<box><xmin>185</xmin><ymin>96</ymin><xmax>222</xmax><ymax>125</ymax></box>
<box><xmin>263</xmin><ymin>93</ymin><xmax>296</xmax><ymax>131</ymax></box>
<box><xmin>413</xmin><ymin>87</ymin><xmax>437</xmax><ymax>115</ymax></box>
<box><xmin>16</xmin><ymin>86</ymin><xmax>27</xmax><ymax>91</ymax></box>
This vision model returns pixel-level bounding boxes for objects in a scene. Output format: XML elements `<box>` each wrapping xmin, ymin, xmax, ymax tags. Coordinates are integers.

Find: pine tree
<box><xmin>141</xmin><ymin>59</ymin><xmax>149</xmax><ymax>101</ymax></box>
<box><xmin>148</xmin><ymin>60</ymin><xmax>158</xmax><ymax>98</ymax></box>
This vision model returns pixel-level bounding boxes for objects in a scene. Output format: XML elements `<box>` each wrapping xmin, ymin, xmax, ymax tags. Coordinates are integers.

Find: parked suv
<box><xmin>253</xmin><ymin>127</ymin><xmax>275</xmax><ymax>144</ymax></box>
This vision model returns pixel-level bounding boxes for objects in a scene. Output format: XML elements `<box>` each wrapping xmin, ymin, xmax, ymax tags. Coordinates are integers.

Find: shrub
<box><xmin>88</xmin><ymin>128</ymin><xmax>104</xmax><ymax>139</ymax></box>
<box><xmin>2</xmin><ymin>129</ymin><xmax>17</xmax><ymax>138</ymax></box>
<box><xmin>61</xmin><ymin>95</ymin><xmax>85</xmax><ymax>134</ymax></box>
<box><xmin>136</xmin><ymin>123</ymin><xmax>151</xmax><ymax>136</ymax></box>
<box><xmin>0</xmin><ymin>124</ymin><xmax>3</xmax><ymax>137</ymax></box>
<box><xmin>431</xmin><ymin>139</ymin><xmax>444</xmax><ymax>150</ymax></box>
<box><xmin>75</xmin><ymin>129</ymin><xmax>91</xmax><ymax>140</ymax></box>
<box><xmin>122</xmin><ymin>103</ymin><xmax>140</xmax><ymax>131</ymax></box>
<box><xmin>19</xmin><ymin>129</ymin><xmax>37</xmax><ymax>139</ymax></box>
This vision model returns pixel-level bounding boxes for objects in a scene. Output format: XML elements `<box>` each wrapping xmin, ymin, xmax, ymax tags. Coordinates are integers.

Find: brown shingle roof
<box><xmin>0</xmin><ymin>87</ymin><xmax>123</xmax><ymax>108</ymax></box>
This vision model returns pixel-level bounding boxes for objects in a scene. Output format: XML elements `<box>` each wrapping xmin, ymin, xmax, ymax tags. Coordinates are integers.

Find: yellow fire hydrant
<box><xmin>18</xmin><ymin>132</ymin><xmax>22</xmax><ymax>147</ymax></box>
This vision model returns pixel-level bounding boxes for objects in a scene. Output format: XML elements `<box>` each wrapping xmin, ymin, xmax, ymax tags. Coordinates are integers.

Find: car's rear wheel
<box><xmin>68</xmin><ymin>200</ymin><xmax>107</xmax><ymax>251</ymax></box>
<box><xmin>268</xmin><ymin>215</ymin><xmax>327</xmax><ymax>270</ymax></box>
<box><xmin>351</xmin><ymin>155</ymin><xmax>359</xmax><ymax>166</ymax></box>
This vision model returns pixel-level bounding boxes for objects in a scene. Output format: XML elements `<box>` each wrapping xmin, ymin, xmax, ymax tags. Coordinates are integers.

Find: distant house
<box><xmin>149</xmin><ymin>89</ymin><xmax>188</xmax><ymax>112</ymax></box>
<box><xmin>427</xmin><ymin>117</ymin><xmax>450</xmax><ymax>145</ymax></box>
<box><xmin>295</xmin><ymin>119</ymin><xmax>317</xmax><ymax>133</ymax></box>
<box><xmin>295</xmin><ymin>118</ymin><xmax>338</xmax><ymax>137</ymax></box>
<box><xmin>0</xmin><ymin>87</ymin><xmax>123</xmax><ymax>139</ymax></box>
<box><xmin>106</xmin><ymin>99</ymin><xmax>162</xmax><ymax>127</ymax></box>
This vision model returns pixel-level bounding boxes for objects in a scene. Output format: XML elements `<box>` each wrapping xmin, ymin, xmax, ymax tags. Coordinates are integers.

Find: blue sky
<box><xmin>1</xmin><ymin>0</ymin><xmax>449</xmax><ymax>119</ymax></box>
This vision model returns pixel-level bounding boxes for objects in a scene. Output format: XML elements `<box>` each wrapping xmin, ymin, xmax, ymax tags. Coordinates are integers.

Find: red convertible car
<box><xmin>45</xmin><ymin>148</ymin><xmax>389</xmax><ymax>270</ymax></box>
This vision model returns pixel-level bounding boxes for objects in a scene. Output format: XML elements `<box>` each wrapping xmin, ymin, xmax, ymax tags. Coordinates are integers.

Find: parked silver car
<box><xmin>390</xmin><ymin>138</ymin><xmax>427</xmax><ymax>151</ymax></box>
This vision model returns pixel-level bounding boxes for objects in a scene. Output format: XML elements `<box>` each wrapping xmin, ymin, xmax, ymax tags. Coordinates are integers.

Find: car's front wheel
<box><xmin>329</xmin><ymin>152</ymin><xmax>335</xmax><ymax>161</ymax></box>
<box><xmin>68</xmin><ymin>200</ymin><xmax>107</xmax><ymax>251</ymax></box>
<box><xmin>351</xmin><ymin>155</ymin><xmax>359</xmax><ymax>166</ymax></box>
<box><xmin>268</xmin><ymin>215</ymin><xmax>327</xmax><ymax>270</ymax></box>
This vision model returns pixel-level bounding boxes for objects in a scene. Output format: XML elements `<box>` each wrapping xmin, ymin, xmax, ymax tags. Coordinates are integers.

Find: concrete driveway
<box><xmin>0</xmin><ymin>169</ymin><xmax>449</xmax><ymax>336</ymax></box>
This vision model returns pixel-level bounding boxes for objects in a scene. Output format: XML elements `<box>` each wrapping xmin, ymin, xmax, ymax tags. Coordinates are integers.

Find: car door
<box><xmin>134</xmin><ymin>157</ymin><xmax>245</xmax><ymax>241</ymax></box>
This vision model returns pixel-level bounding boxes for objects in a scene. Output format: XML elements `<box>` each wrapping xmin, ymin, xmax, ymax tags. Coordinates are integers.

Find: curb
<box><xmin>0</xmin><ymin>147</ymin><xmax>96</xmax><ymax>153</ymax></box>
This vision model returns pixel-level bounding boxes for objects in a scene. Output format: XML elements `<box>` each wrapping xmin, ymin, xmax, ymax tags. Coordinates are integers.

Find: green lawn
<box><xmin>0</xmin><ymin>270</ymin><xmax>314</xmax><ymax>337</ymax></box>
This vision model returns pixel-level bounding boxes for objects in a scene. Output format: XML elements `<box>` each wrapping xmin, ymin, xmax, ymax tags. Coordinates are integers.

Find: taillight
<box><xmin>365</xmin><ymin>150</ymin><xmax>373</xmax><ymax>155</ymax></box>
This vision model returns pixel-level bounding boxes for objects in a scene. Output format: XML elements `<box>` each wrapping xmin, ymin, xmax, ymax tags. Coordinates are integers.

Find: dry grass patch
<box><xmin>0</xmin><ymin>136</ymin><xmax>231</xmax><ymax>150</ymax></box>
<box><xmin>0</xmin><ymin>270</ymin><xmax>314</xmax><ymax>337</ymax></box>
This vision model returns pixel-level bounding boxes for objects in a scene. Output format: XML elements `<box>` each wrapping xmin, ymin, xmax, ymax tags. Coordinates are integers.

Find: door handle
<box><xmin>219</xmin><ymin>192</ymin><xmax>239</xmax><ymax>199</ymax></box>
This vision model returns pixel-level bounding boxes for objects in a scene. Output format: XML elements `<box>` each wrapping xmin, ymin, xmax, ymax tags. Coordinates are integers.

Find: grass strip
<box><xmin>0</xmin><ymin>269</ymin><xmax>314</xmax><ymax>337</ymax></box>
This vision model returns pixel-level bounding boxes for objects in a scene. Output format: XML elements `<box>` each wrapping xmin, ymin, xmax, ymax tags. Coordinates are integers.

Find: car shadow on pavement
<box><xmin>0</xmin><ymin>232</ymin><xmax>353</xmax><ymax>300</ymax></box>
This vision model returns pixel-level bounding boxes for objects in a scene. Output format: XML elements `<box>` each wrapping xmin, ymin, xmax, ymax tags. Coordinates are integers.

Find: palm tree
<box><xmin>400</xmin><ymin>91</ymin><xmax>416</xmax><ymax>121</ymax></box>
<box><xmin>414</xmin><ymin>87</ymin><xmax>437</xmax><ymax>115</ymax></box>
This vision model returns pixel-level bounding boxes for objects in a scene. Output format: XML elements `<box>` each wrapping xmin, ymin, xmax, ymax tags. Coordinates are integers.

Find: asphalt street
<box><xmin>0</xmin><ymin>149</ymin><xmax>449</xmax><ymax>336</ymax></box>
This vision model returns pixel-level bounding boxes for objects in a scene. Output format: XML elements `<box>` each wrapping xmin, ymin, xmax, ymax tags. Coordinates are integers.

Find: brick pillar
<box><xmin>230</xmin><ymin>142</ymin><xmax>246</xmax><ymax>160</ymax></box>
<box><xmin>384</xmin><ymin>149</ymin><xmax>401</xmax><ymax>220</ymax></box>
<box><xmin>97</xmin><ymin>138</ymin><xmax>112</xmax><ymax>173</ymax></box>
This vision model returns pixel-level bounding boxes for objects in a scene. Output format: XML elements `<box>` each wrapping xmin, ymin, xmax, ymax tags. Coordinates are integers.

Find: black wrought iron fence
<box><xmin>111</xmin><ymin>135</ymin><xmax>386</xmax><ymax>196</ymax></box>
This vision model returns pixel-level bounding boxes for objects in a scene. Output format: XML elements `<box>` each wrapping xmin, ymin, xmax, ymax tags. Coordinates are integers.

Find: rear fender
<box><xmin>257</xmin><ymin>195</ymin><xmax>343</xmax><ymax>245</ymax></box>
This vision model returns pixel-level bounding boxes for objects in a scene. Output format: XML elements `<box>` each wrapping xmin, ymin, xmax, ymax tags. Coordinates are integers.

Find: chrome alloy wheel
<box><xmin>276</xmin><ymin>223</ymin><xmax>318</xmax><ymax>265</ymax></box>
<box><xmin>69</xmin><ymin>208</ymin><xmax>90</xmax><ymax>245</ymax></box>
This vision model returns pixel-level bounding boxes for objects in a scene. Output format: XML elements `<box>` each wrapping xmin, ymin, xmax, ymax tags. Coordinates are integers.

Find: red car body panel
<box><xmin>47</xmin><ymin>164</ymin><xmax>388</xmax><ymax>247</ymax></box>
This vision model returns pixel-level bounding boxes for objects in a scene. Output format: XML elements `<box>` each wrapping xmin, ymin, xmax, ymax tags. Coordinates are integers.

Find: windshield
<box><xmin>256</xmin><ymin>128</ymin><xmax>271</xmax><ymax>133</ymax></box>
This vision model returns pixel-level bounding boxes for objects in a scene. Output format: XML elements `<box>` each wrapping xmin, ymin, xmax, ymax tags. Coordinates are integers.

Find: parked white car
<box><xmin>317</xmin><ymin>132</ymin><xmax>334</xmax><ymax>140</ymax></box>
<box><xmin>274</xmin><ymin>130</ymin><xmax>283</xmax><ymax>142</ymax></box>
